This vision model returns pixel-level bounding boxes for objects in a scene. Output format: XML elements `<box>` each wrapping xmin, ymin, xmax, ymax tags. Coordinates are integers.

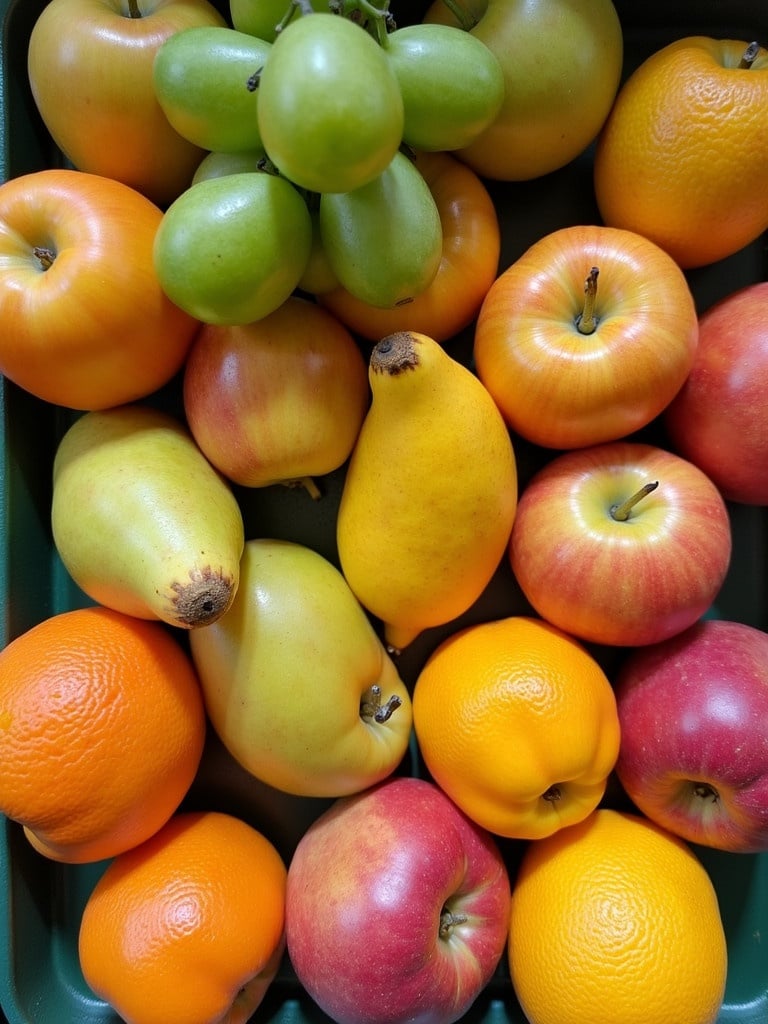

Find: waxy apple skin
<box><xmin>285</xmin><ymin>776</ymin><xmax>511</xmax><ymax>1024</ymax></box>
<box><xmin>27</xmin><ymin>0</ymin><xmax>227</xmax><ymax>207</ymax></box>
<box><xmin>182</xmin><ymin>296</ymin><xmax>369</xmax><ymax>489</ymax></box>
<box><xmin>614</xmin><ymin>619</ymin><xmax>768</xmax><ymax>853</ymax></box>
<box><xmin>509</xmin><ymin>441</ymin><xmax>732</xmax><ymax>647</ymax></box>
<box><xmin>664</xmin><ymin>280</ymin><xmax>768</xmax><ymax>506</ymax></box>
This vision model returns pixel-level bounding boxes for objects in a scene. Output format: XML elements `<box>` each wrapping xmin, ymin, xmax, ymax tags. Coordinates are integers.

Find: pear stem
<box><xmin>739</xmin><ymin>41</ymin><xmax>760</xmax><ymax>68</ymax></box>
<box><xmin>610</xmin><ymin>481</ymin><xmax>659</xmax><ymax>522</ymax></box>
<box><xmin>360</xmin><ymin>684</ymin><xmax>402</xmax><ymax>723</ymax></box>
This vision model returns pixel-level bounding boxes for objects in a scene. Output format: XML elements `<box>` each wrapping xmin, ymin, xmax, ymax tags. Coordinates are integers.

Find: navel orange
<box><xmin>79</xmin><ymin>810</ymin><xmax>287</xmax><ymax>1024</ymax></box>
<box><xmin>0</xmin><ymin>605</ymin><xmax>206</xmax><ymax>863</ymax></box>
<box><xmin>508</xmin><ymin>808</ymin><xmax>728</xmax><ymax>1024</ymax></box>
<box><xmin>594</xmin><ymin>36</ymin><xmax>768</xmax><ymax>268</ymax></box>
<box><xmin>411</xmin><ymin>615</ymin><xmax>620</xmax><ymax>840</ymax></box>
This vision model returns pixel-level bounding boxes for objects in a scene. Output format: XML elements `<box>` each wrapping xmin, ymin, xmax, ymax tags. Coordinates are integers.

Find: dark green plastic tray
<box><xmin>1</xmin><ymin>0</ymin><xmax>767</xmax><ymax>1021</ymax></box>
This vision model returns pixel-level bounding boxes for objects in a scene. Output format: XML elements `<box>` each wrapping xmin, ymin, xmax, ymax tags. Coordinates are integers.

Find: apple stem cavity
<box><xmin>360</xmin><ymin>684</ymin><xmax>402</xmax><ymax>723</ymax></box>
<box><xmin>739</xmin><ymin>41</ymin><xmax>761</xmax><ymax>68</ymax></box>
<box><xmin>609</xmin><ymin>480</ymin><xmax>659</xmax><ymax>522</ymax></box>
<box><xmin>693</xmin><ymin>781</ymin><xmax>720</xmax><ymax>803</ymax></box>
<box><xmin>439</xmin><ymin>907</ymin><xmax>469</xmax><ymax>939</ymax></box>
<box><xmin>575</xmin><ymin>266</ymin><xmax>600</xmax><ymax>335</ymax></box>
<box><xmin>32</xmin><ymin>245</ymin><xmax>56</xmax><ymax>271</ymax></box>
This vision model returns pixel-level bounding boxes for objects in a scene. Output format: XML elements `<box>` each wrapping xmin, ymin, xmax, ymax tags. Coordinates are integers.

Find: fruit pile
<box><xmin>0</xmin><ymin>0</ymin><xmax>767</xmax><ymax>1023</ymax></box>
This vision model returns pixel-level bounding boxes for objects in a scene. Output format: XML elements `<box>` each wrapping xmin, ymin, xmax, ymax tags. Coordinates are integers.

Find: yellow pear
<box><xmin>51</xmin><ymin>404</ymin><xmax>244</xmax><ymax>628</ymax></box>
<box><xmin>188</xmin><ymin>538</ymin><xmax>413</xmax><ymax>798</ymax></box>
<box><xmin>337</xmin><ymin>330</ymin><xmax>518</xmax><ymax>652</ymax></box>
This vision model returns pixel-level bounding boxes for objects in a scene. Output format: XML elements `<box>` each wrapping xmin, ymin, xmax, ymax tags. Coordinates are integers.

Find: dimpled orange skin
<box><xmin>78</xmin><ymin>811</ymin><xmax>287</xmax><ymax>1024</ymax></box>
<box><xmin>412</xmin><ymin>616</ymin><xmax>621</xmax><ymax>840</ymax></box>
<box><xmin>508</xmin><ymin>809</ymin><xmax>728</xmax><ymax>1024</ymax></box>
<box><xmin>0</xmin><ymin>606</ymin><xmax>206</xmax><ymax>863</ymax></box>
<box><xmin>594</xmin><ymin>37</ymin><xmax>768</xmax><ymax>269</ymax></box>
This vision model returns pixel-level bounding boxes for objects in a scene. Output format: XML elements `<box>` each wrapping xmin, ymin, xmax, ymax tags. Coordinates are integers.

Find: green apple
<box><xmin>153</xmin><ymin>170</ymin><xmax>312</xmax><ymax>325</ymax></box>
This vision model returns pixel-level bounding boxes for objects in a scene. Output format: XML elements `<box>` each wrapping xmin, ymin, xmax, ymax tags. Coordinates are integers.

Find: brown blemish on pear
<box><xmin>168</xmin><ymin>566</ymin><xmax>236</xmax><ymax>627</ymax></box>
<box><xmin>371</xmin><ymin>332</ymin><xmax>421</xmax><ymax>376</ymax></box>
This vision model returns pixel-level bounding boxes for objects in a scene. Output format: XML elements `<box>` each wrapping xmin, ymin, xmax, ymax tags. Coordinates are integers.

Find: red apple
<box><xmin>509</xmin><ymin>441</ymin><xmax>732</xmax><ymax>647</ymax></box>
<box><xmin>183</xmin><ymin>296</ymin><xmax>369</xmax><ymax>496</ymax></box>
<box><xmin>613</xmin><ymin>619</ymin><xmax>768</xmax><ymax>853</ymax></box>
<box><xmin>473</xmin><ymin>224</ymin><xmax>699</xmax><ymax>450</ymax></box>
<box><xmin>664</xmin><ymin>280</ymin><xmax>768</xmax><ymax>506</ymax></box>
<box><xmin>285</xmin><ymin>775</ymin><xmax>511</xmax><ymax>1024</ymax></box>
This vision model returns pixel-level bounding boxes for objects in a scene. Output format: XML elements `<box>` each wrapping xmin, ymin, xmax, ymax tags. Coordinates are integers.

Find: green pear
<box><xmin>188</xmin><ymin>538</ymin><xmax>413</xmax><ymax>798</ymax></box>
<box><xmin>51</xmin><ymin>404</ymin><xmax>245</xmax><ymax>629</ymax></box>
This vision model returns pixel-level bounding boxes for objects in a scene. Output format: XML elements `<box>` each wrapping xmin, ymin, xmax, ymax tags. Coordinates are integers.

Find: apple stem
<box><xmin>437</xmin><ymin>0</ymin><xmax>477</xmax><ymax>31</ymax></box>
<box><xmin>360</xmin><ymin>684</ymin><xmax>402</xmax><ymax>723</ymax></box>
<box><xmin>126</xmin><ymin>0</ymin><xmax>142</xmax><ymax>18</ymax></box>
<box><xmin>576</xmin><ymin>267</ymin><xmax>599</xmax><ymax>335</ymax></box>
<box><xmin>610</xmin><ymin>481</ymin><xmax>659</xmax><ymax>522</ymax></box>
<box><xmin>738</xmin><ymin>41</ymin><xmax>761</xmax><ymax>68</ymax></box>
<box><xmin>439</xmin><ymin>908</ymin><xmax>469</xmax><ymax>939</ymax></box>
<box><xmin>32</xmin><ymin>245</ymin><xmax>55</xmax><ymax>271</ymax></box>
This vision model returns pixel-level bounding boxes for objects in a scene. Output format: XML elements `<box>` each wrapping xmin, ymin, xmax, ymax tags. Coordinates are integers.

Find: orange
<box><xmin>508</xmin><ymin>808</ymin><xmax>728</xmax><ymax>1024</ymax></box>
<box><xmin>594</xmin><ymin>37</ymin><xmax>768</xmax><ymax>269</ymax></box>
<box><xmin>411</xmin><ymin>615</ymin><xmax>620</xmax><ymax>840</ymax></box>
<box><xmin>78</xmin><ymin>810</ymin><xmax>287</xmax><ymax>1024</ymax></box>
<box><xmin>0</xmin><ymin>605</ymin><xmax>206</xmax><ymax>863</ymax></box>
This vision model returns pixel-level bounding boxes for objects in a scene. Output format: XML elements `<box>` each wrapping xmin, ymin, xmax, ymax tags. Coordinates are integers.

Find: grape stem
<box><xmin>437</xmin><ymin>0</ymin><xmax>477</xmax><ymax>31</ymax></box>
<box><xmin>273</xmin><ymin>0</ymin><xmax>313</xmax><ymax>33</ymax></box>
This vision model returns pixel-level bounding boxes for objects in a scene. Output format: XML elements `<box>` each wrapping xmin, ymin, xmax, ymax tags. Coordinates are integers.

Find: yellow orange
<box><xmin>0</xmin><ymin>606</ymin><xmax>206</xmax><ymax>863</ymax></box>
<box><xmin>594</xmin><ymin>37</ymin><xmax>768</xmax><ymax>268</ymax></box>
<box><xmin>508</xmin><ymin>808</ymin><xmax>728</xmax><ymax>1024</ymax></box>
<box><xmin>411</xmin><ymin>615</ymin><xmax>620</xmax><ymax>839</ymax></box>
<box><xmin>79</xmin><ymin>810</ymin><xmax>287</xmax><ymax>1024</ymax></box>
